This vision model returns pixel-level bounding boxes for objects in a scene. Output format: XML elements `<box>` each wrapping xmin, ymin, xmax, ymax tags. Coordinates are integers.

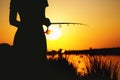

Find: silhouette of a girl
<box><xmin>9</xmin><ymin>0</ymin><xmax>51</xmax><ymax>63</ymax></box>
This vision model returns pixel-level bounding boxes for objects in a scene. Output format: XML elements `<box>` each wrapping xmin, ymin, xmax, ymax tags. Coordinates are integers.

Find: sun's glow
<box><xmin>44</xmin><ymin>25</ymin><xmax>62</xmax><ymax>40</ymax></box>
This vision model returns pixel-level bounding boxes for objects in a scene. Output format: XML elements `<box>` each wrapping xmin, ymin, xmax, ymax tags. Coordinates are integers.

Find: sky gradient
<box><xmin>0</xmin><ymin>0</ymin><xmax>120</xmax><ymax>50</ymax></box>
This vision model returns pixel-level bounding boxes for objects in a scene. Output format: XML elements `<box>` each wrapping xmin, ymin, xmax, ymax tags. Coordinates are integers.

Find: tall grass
<box><xmin>80</xmin><ymin>55</ymin><xmax>119</xmax><ymax>80</ymax></box>
<box><xmin>47</xmin><ymin>57</ymin><xmax>78</xmax><ymax>80</ymax></box>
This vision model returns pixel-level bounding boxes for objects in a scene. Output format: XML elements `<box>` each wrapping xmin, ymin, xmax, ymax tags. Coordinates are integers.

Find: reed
<box><xmin>81</xmin><ymin>55</ymin><xmax>119</xmax><ymax>80</ymax></box>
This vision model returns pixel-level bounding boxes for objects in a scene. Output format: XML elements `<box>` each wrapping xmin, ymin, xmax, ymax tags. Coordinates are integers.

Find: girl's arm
<box><xmin>9</xmin><ymin>10</ymin><xmax>21</xmax><ymax>28</ymax></box>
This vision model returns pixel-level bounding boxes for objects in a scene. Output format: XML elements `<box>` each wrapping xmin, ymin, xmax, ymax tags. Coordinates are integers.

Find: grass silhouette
<box><xmin>47</xmin><ymin>57</ymin><xmax>79</xmax><ymax>80</ymax></box>
<box><xmin>80</xmin><ymin>55</ymin><xmax>119</xmax><ymax>80</ymax></box>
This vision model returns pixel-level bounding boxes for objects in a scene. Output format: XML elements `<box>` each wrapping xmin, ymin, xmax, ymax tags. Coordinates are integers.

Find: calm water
<box><xmin>47</xmin><ymin>54</ymin><xmax>120</xmax><ymax>80</ymax></box>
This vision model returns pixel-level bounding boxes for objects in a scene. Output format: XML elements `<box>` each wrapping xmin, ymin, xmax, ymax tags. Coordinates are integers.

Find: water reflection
<box><xmin>47</xmin><ymin>53</ymin><xmax>120</xmax><ymax>79</ymax></box>
<box><xmin>62</xmin><ymin>54</ymin><xmax>88</xmax><ymax>76</ymax></box>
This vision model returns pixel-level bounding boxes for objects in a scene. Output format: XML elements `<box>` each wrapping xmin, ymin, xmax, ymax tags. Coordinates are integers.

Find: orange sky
<box><xmin>0</xmin><ymin>0</ymin><xmax>120</xmax><ymax>50</ymax></box>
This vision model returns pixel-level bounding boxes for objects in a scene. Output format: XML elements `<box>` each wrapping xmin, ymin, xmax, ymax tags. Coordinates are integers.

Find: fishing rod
<box><xmin>45</xmin><ymin>22</ymin><xmax>88</xmax><ymax>34</ymax></box>
<box><xmin>51</xmin><ymin>22</ymin><xmax>88</xmax><ymax>26</ymax></box>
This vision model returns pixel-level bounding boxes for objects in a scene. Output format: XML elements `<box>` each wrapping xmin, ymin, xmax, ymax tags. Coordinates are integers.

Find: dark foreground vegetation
<box><xmin>81</xmin><ymin>55</ymin><xmax>119</xmax><ymax>80</ymax></box>
<box><xmin>0</xmin><ymin>43</ymin><xmax>119</xmax><ymax>80</ymax></box>
<box><xmin>0</xmin><ymin>43</ymin><xmax>77</xmax><ymax>80</ymax></box>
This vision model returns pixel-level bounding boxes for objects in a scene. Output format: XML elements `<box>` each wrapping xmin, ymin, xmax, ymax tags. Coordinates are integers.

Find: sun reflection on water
<box><xmin>62</xmin><ymin>54</ymin><xmax>88</xmax><ymax>76</ymax></box>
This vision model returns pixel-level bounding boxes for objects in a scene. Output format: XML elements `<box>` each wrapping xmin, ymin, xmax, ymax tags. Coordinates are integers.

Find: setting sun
<box><xmin>45</xmin><ymin>25</ymin><xmax>62</xmax><ymax>40</ymax></box>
